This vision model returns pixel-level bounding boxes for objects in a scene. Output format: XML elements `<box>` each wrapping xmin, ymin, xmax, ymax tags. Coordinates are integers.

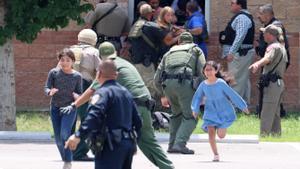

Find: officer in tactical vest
<box><xmin>69</xmin><ymin>29</ymin><xmax>101</xmax><ymax>161</ymax></box>
<box><xmin>256</xmin><ymin>3</ymin><xmax>290</xmax><ymax>69</ymax></box>
<box><xmin>154</xmin><ymin>32</ymin><xmax>206</xmax><ymax>154</ymax></box>
<box><xmin>65</xmin><ymin>60</ymin><xmax>142</xmax><ymax>169</ymax></box>
<box><xmin>255</xmin><ymin>3</ymin><xmax>290</xmax><ymax>117</ymax></box>
<box><xmin>129</xmin><ymin>3</ymin><xmax>176</xmax><ymax>100</ymax></box>
<box><xmin>219</xmin><ymin>0</ymin><xmax>255</xmax><ymax>104</ymax></box>
<box><xmin>249</xmin><ymin>25</ymin><xmax>287</xmax><ymax>136</ymax></box>
<box><xmin>61</xmin><ymin>42</ymin><xmax>175</xmax><ymax>169</ymax></box>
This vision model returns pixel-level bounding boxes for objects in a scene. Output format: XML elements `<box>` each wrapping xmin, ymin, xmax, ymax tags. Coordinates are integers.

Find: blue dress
<box><xmin>191</xmin><ymin>78</ymin><xmax>247</xmax><ymax>132</ymax></box>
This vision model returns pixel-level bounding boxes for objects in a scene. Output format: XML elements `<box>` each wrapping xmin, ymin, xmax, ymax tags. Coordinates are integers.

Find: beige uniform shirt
<box><xmin>262</xmin><ymin>41</ymin><xmax>287</xmax><ymax>103</ymax></box>
<box><xmin>263</xmin><ymin>42</ymin><xmax>287</xmax><ymax>78</ymax></box>
<box><xmin>84</xmin><ymin>2</ymin><xmax>130</xmax><ymax>37</ymax></box>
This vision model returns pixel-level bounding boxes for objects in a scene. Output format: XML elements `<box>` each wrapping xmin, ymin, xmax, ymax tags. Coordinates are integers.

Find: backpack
<box><xmin>70</xmin><ymin>44</ymin><xmax>100</xmax><ymax>81</ymax></box>
<box><xmin>152</xmin><ymin>111</ymin><xmax>170</xmax><ymax>130</ymax></box>
<box><xmin>164</xmin><ymin>44</ymin><xmax>204</xmax><ymax>90</ymax></box>
<box><xmin>70</xmin><ymin>45</ymin><xmax>86</xmax><ymax>71</ymax></box>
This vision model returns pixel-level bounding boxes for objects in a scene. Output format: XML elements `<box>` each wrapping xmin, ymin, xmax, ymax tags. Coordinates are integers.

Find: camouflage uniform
<box><xmin>154</xmin><ymin>32</ymin><xmax>206</xmax><ymax>154</ymax></box>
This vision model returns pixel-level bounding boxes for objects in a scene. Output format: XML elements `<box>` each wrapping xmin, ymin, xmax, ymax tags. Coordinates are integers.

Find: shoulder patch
<box><xmin>90</xmin><ymin>94</ymin><xmax>100</xmax><ymax>105</ymax></box>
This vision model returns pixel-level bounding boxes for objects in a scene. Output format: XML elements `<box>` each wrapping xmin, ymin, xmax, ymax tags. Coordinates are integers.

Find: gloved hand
<box><xmin>60</xmin><ymin>104</ymin><xmax>76</xmax><ymax>115</ymax></box>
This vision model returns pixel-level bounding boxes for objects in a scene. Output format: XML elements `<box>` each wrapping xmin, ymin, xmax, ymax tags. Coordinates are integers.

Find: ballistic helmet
<box><xmin>78</xmin><ymin>29</ymin><xmax>97</xmax><ymax>46</ymax></box>
<box><xmin>179</xmin><ymin>32</ymin><xmax>193</xmax><ymax>43</ymax></box>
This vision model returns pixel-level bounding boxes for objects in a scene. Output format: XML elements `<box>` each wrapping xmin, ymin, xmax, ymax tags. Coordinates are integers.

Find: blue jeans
<box><xmin>50</xmin><ymin>105</ymin><xmax>77</xmax><ymax>162</ymax></box>
<box><xmin>198</xmin><ymin>42</ymin><xmax>208</xmax><ymax>59</ymax></box>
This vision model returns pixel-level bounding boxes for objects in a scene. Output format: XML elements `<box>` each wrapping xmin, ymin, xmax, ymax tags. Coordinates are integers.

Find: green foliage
<box><xmin>0</xmin><ymin>0</ymin><xmax>92</xmax><ymax>45</ymax></box>
<box><xmin>16</xmin><ymin>111</ymin><xmax>53</xmax><ymax>133</ymax></box>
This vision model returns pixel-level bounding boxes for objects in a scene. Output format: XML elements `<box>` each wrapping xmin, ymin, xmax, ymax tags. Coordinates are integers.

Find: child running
<box><xmin>191</xmin><ymin>60</ymin><xmax>249</xmax><ymax>162</ymax></box>
<box><xmin>44</xmin><ymin>48</ymin><xmax>82</xmax><ymax>169</ymax></box>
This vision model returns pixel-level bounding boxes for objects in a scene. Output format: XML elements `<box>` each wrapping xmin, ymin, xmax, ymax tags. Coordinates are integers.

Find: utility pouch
<box><xmin>147</xmin><ymin>99</ymin><xmax>156</xmax><ymax>112</ymax></box>
<box><xmin>86</xmin><ymin>129</ymin><xmax>107</xmax><ymax>155</ymax></box>
<box><xmin>111</xmin><ymin>129</ymin><xmax>122</xmax><ymax>144</ymax></box>
<box><xmin>142</xmin><ymin>54</ymin><xmax>152</xmax><ymax>67</ymax></box>
<box><xmin>192</xmin><ymin>76</ymin><xmax>202</xmax><ymax>90</ymax></box>
<box><xmin>257</xmin><ymin>74</ymin><xmax>270</xmax><ymax>89</ymax></box>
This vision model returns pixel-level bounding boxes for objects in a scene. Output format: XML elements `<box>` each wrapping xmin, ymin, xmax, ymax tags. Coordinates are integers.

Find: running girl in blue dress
<box><xmin>191</xmin><ymin>60</ymin><xmax>249</xmax><ymax>162</ymax></box>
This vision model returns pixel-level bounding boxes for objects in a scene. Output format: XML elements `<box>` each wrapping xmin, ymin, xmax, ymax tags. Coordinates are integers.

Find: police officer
<box><xmin>69</xmin><ymin>29</ymin><xmax>101</xmax><ymax>161</ymax></box>
<box><xmin>84</xmin><ymin>0</ymin><xmax>131</xmax><ymax>50</ymax></box>
<box><xmin>62</xmin><ymin>42</ymin><xmax>175</xmax><ymax>169</ymax></box>
<box><xmin>154</xmin><ymin>32</ymin><xmax>206</xmax><ymax>154</ymax></box>
<box><xmin>249</xmin><ymin>25</ymin><xmax>287</xmax><ymax>136</ymax></box>
<box><xmin>220</xmin><ymin>0</ymin><xmax>255</xmax><ymax>103</ymax></box>
<box><xmin>255</xmin><ymin>3</ymin><xmax>290</xmax><ymax>69</ymax></box>
<box><xmin>129</xmin><ymin>3</ymin><xmax>178</xmax><ymax>99</ymax></box>
<box><xmin>65</xmin><ymin>60</ymin><xmax>142</xmax><ymax>169</ymax></box>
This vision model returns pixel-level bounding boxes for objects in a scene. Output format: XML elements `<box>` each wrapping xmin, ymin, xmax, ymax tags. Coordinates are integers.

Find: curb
<box><xmin>0</xmin><ymin>131</ymin><xmax>52</xmax><ymax>142</ymax></box>
<box><xmin>0</xmin><ymin>131</ymin><xmax>259</xmax><ymax>144</ymax></box>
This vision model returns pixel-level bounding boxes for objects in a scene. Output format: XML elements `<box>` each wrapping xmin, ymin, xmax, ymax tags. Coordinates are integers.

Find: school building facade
<box><xmin>13</xmin><ymin>0</ymin><xmax>300</xmax><ymax>111</ymax></box>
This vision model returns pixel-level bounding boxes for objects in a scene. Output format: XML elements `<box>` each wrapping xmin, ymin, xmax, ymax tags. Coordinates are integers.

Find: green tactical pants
<box><xmin>137</xmin><ymin>106</ymin><xmax>174</xmax><ymax>169</ymax></box>
<box><xmin>72</xmin><ymin>79</ymin><xmax>91</xmax><ymax>160</ymax></box>
<box><xmin>163</xmin><ymin>79</ymin><xmax>198</xmax><ymax>147</ymax></box>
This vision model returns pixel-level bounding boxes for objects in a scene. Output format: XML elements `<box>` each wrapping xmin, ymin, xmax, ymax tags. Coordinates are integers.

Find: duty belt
<box><xmin>164</xmin><ymin>74</ymin><xmax>192</xmax><ymax>80</ymax></box>
<box><xmin>237</xmin><ymin>47</ymin><xmax>253</xmax><ymax>56</ymax></box>
<box><xmin>134</xmin><ymin>98</ymin><xmax>148</xmax><ymax>107</ymax></box>
<box><xmin>98</xmin><ymin>34</ymin><xmax>120</xmax><ymax>42</ymax></box>
<box><xmin>134</xmin><ymin>98</ymin><xmax>156</xmax><ymax>112</ymax></box>
<box><xmin>111</xmin><ymin>129</ymin><xmax>136</xmax><ymax>142</ymax></box>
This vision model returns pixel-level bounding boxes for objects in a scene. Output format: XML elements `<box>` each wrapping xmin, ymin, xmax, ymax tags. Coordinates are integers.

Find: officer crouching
<box><xmin>65</xmin><ymin>60</ymin><xmax>142</xmax><ymax>169</ymax></box>
<box><xmin>249</xmin><ymin>24</ymin><xmax>287</xmax><ymax>137</ymax></box>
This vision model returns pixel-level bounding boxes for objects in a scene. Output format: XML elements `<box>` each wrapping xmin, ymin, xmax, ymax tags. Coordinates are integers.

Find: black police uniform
<box><xmin>75</xmin><ymin>80</ymin><xmax>142</xmax><ymax>169</ymax></box>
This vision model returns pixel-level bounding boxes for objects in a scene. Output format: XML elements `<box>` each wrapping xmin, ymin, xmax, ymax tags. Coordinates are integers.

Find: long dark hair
<box><xmin>202</xmin><ymin>60</ymin><xmax>235</xmax><ymax>85</ymax></box>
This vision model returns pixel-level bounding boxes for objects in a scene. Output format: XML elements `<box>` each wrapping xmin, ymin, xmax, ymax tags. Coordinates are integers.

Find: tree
<box><xmin>0</xmin><ymin>0</ymin><xmax>92</xmax><ymax>130</ymax></box>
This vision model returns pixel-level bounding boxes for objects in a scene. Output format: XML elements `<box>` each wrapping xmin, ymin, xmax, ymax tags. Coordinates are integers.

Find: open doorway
<box><xmin>132</xmin><ymin>0</ymin><xmax>206</xmax><ymax>26</ymax></box>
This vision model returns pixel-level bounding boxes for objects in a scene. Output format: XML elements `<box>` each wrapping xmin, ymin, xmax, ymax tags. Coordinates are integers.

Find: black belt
<box><xmin>134</xmin><ymin>98</ymin><xmax>148</xmax><ymax>107</ymax></box>
<box><xmin>111</xmin><ymin>129</ymin><xmax>135</xmax><ymax>141</ymax></box>
<box><xmin>98</xmin><ymin>35</ymin><xmax>120</xmax><ymax>42</ymax></box>
<box><xmin>134</xmin><ymin>98</ymin><xmax>156</xmax><ymax>112</ymax></box>
<box><xmin>237</xmin><ymin>47</ymin><xmax>253</xmax><ymax>56</ymax></box>
<box><xmin>122</xmin><ymin>130</ymin><xmax>134</xmax><ymax>139</ymax></box>
<box><xmin>164</xmin><ymin>74</ymin><xmax>192</xmax><ymax>80</ymax></box>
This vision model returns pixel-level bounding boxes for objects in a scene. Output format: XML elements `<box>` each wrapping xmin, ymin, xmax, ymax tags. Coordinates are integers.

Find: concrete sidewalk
<box><xmin>0</xmin><ymin>131</ymin><xmax>259</xmax><ymax>143</ymax></box>
<box><xmin>0</xmin><ymin>141</ymin><xmax>299</xmax><ymax>169</ymax></box>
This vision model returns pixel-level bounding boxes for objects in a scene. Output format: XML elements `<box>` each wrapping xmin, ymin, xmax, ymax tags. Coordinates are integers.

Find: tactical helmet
<box><xmin>99</xmin><ymin>42</ymin><xmax>117</xmax><ymax>59</ymax></box>
<box><xmin>78</xmin><ymin>29</ymin><xmax>97</xmax><ymax>46</ymax></box>
<box><xmin>179</xmin><ymin>31</ymin><xmax>193</xmax><ymax>43</ymax></box>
